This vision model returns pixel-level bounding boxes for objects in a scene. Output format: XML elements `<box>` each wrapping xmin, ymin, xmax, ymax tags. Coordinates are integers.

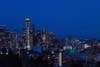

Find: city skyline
<box><xmin>0</xmin><ymin>0</ymin><xmax>100</xmax><ymax>39</ymax></box>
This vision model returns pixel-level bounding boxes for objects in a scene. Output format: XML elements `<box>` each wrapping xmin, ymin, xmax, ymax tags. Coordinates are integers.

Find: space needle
<box><xmin>25</xmin><ymin>18</ymin><xmax>31</xmax><ymax>50</ymax></box>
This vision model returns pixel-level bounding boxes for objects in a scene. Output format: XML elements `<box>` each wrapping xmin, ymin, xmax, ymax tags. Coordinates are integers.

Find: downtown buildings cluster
<box><xmin>0</xmin><ymin>18</ymin><xmax>100</xmax><ymax>67</ymax></box>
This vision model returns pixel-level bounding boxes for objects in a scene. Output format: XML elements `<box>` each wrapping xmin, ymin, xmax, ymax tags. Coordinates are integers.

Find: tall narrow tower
<box><xmin>32</xmin><ymin>24</ymin><xmax>35</xmax><ymax>35</ymax></box>
<box><xmin>13</xmin><ymin>29</ymin><xmax>18</xmax><ymax>49</ymax></box>
<box><xmin>42</xmin><ymin>28</ymin><xmax>46</xmax><ymax>44</ymax></box>
<box><xmin>25</xmin><ymin>18</ymin><xmax>31</xmax><ymax>50</ymax></box>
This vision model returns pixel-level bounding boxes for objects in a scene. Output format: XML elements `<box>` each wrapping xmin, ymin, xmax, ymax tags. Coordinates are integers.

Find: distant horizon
<box><xmin>0</xmin><ymin>23</ymin><xmax>100</xmax><ymax>40</ymax></box>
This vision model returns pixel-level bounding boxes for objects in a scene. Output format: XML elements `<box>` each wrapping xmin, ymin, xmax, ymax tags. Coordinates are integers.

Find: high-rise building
<box><xmin>49</xmin><ymin>32</ymin><xmax>57</xmax><ymax>47</ymax></box>
<box><xmin>0</xmin><ymin>25</ymin><xmax>12</xmax><ymax>48</ymax></box>
<box><xmin>31</xmin><ymin>24</ymin><xmax>35</xmax><ymax>35</ymax></box>
<box><xmin>30</xmin><ymin>24</ymin><xmax>36</xmax><ymax>45</ymax></box>
<box><xmin>11</xmin><ymin>29</ymin><xmax>18</xmax><ymax>49</ymax></box>
<box><xmin>22</xmin><ymin>28</ymin><xmax>27</xmax><ymax>49</ymax></box>
<box><xmin>35</xmin><ymin>30</ymin><xmax>42</xmax><ymax>46</ymax></box>
<box><xmin>42</xmin><ymin>28</ymin><xmax>47</xmax><ymax>44</ymax></box>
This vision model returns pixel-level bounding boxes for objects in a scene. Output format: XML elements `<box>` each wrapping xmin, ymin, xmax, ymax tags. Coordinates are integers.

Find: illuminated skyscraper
<box><xmin>42</xmin><ymin>28</ymin><xmax>47</xmax><ymax>44</ymax></box>
<box><xmin>41</xmin><ymin>28</ymin><xmax>49</xmax><ymax>51</ymax></box>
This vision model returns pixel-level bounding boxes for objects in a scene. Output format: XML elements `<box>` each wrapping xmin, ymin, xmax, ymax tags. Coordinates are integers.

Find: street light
<box><xmin>25</xmin><ymin>18</ymin><xmax>31</xmax><ymax>50</ymax></box>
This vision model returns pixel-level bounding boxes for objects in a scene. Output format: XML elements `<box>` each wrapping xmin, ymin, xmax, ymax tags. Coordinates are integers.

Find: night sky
<box><xmin>0</xmin><ymin>0</ymin><xmax>100</xmax><ymax>39</ymax></box>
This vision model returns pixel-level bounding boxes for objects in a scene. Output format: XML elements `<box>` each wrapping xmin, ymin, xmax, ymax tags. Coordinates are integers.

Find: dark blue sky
<box><xmin>0</xmin><ymin>0</ymin><xmax>100</xmax><ymax>39</ymax></box>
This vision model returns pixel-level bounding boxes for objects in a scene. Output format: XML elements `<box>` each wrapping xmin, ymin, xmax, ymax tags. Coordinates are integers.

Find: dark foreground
<box><xmin>0</xmin><ymin>52</ymin><xmax>53</xmax><ymax>67</ymax></box>
<box><xmin>0</xmin><ymin>53</ymin><xmax>100</xmax><ymax>67</ymax></box>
